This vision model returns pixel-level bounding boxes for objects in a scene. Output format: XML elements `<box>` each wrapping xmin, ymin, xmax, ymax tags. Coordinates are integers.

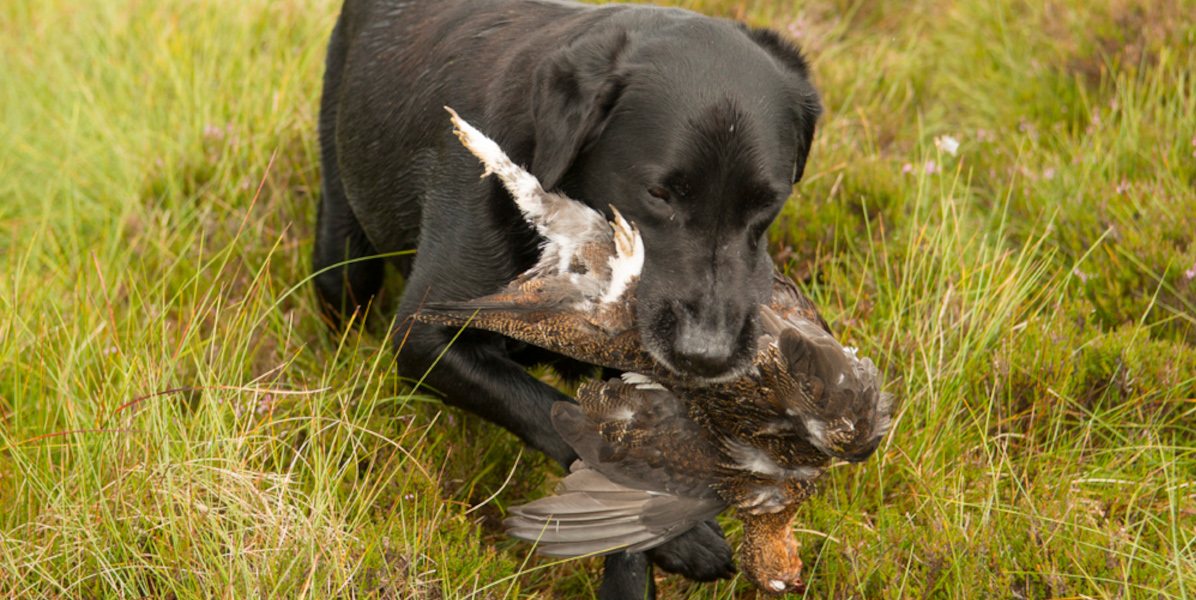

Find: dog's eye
<box><xmin>647</xmin><ymin>187</ymin><xmax>671</xmax><ymax>202</ymax></box>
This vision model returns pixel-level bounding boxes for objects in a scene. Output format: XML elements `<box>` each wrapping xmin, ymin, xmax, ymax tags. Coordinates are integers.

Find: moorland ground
<box><xmin>2</xmin><ymin>0</ymin><xmax>1194</xmax><ymax>597</ymax></box>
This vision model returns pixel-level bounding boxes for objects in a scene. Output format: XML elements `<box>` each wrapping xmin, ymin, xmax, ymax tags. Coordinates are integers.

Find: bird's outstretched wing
<box><xmin>446</xmin><ymin>106</ymin><xmax>609</xmax><ymax>280</ymax></box>
<box><xmin>505</xmin><ymin>461</ymin><xmax>725</xmax><ymax>556</ymax></box>
<box><xmin>415</xmin><ymin>298</ymin><xmax>664</xmax><ymax>376</ymax></box>
<box><xmin>506</xmin><ymin>378</ymin><xmax>728</xmax><ymax>556</ymax></box>
<box><xmin>417</xmin><ymin>107</ymin><xmax>664</xmax><ymax>373</ymax></box>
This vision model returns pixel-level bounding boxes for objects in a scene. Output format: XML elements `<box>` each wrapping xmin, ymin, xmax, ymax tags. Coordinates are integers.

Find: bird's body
<box><xmin>416</xmin><ymin>110</ymin><xmax>893</xmax><ymax>594</ymax></box>
<box><xmin>528</xmin><ymin>377</ymin><xmax>816</xmax><ymax>594</ymax></box>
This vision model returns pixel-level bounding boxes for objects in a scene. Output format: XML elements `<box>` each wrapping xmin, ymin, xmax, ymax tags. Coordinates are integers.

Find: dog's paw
<box><xmin>644</xmin><ymin>519</ymin><xmax>736</xmax><ymax>582</ymax></box>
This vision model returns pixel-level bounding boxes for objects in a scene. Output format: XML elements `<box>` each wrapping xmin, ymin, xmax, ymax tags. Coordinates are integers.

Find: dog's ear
<box><xmin>531</xmin><ymin>30</ymin><xmax>629</xmax><ymax>191</ymax></box>
<box><xmin>745</xmin><ymin>27</ymin><xmax>821</xmax><ymax>185</ymax></box>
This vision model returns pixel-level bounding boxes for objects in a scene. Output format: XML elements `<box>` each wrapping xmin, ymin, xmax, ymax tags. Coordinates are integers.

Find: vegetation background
<box><xmin>2</xmin><ymin>0</ymin><xmax>1193</xmax><ymax>597</ymax></box>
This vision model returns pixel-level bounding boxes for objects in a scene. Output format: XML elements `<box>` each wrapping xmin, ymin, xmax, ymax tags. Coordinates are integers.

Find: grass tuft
<box><xmin>2</xmin><ymin>0</ymin><xmax>1193</xmax><ymax>598</ymax></box>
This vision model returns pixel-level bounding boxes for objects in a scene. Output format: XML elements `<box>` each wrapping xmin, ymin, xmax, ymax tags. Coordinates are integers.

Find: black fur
<box><xmin>313</xmin><ymin>1</ymin><xmax>820</xmax><ymax>597</ymax></box>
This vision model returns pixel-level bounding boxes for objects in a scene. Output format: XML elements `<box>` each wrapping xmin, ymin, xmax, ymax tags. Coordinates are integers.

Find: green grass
<box><xmin>1</xmin><ymin>0</ymin><xmax>1193</xmax><ymax>598</ymax></box>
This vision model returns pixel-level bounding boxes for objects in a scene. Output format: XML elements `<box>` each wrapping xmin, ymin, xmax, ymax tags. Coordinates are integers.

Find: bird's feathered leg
<box><xmin>737</xmin><ymin>504</ymin><xmax>806</xmax><ymax>595</ymax></box>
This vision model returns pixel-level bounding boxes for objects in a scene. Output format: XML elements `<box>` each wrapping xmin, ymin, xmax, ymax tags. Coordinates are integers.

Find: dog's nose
<box><xmin>672</xmin><ymin>323</ymin><xmax>738</xmax><ymax>378</ymax></box>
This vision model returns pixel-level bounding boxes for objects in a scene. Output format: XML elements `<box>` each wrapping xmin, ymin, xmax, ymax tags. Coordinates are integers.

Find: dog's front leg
<box><xmin>392</xmin><ymin>319</ymin><xmax>580</xmax><ymax>467</ymax></box>
<box><xmin>645</xmin><ymin>519</ymin><xmax>736</xmax><ymax>582</ymax></box>
<box><xmin>600</xmin><ymin>552</ymin><xmax>655</xmax><ymax>600</ymax></box>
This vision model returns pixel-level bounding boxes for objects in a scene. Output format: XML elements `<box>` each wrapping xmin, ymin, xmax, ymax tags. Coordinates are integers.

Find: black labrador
<box><xmin>313</xmin><ymin>0</ymin><xmax>820</xmax><ymax>597</ymax></box>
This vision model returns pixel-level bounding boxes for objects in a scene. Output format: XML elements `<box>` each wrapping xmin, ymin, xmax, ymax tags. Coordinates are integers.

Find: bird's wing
<box><xmin>554</xmin><ymin>380</ymin><xmax>725</xmax><ymax>499</ymax></box>
<box><xmin>447</xmin><ymin>106</ymin><xmax>612</xmax><ymax>281</ymax></box>
<box><xmin>417</xmin><ymin>278</ymin><xmax>587</xmax><ymax>320</ymax></box>
<box><xmin>414</xmin><ymin>297</ymin><xmax>667</xmax><ymax>377</ymax></box>
<box><xmin>504</xmin><ymin>462</ymin><xmax>725</xmax><ymax>556</ymax></box>
<box><xmin>446</xmin><ymin>106</ymin><xmax>608</xmax><ymax>244</ymax></box>
<box><xmin>506</xmin><ymin>381</ymin><xmax>729</xmax><ymax>557</ymax></box>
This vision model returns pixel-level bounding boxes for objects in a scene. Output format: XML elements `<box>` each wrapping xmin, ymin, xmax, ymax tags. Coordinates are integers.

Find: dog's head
<box><xmin>528</xmin><ymin>11</ymin><xmax>821</xmax><ymax>382</ymax></box>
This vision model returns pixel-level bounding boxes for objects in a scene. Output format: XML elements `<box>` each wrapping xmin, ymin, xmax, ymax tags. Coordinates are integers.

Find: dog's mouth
<box><xmin>652</xmin><ymin>354</ymin><xmax>752</xmax><ymax>384</ymax></box>
<box><xmin>641</xmin><ymin>305</ymin><xmax>758</xmax><ymax>384</ymax></box>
